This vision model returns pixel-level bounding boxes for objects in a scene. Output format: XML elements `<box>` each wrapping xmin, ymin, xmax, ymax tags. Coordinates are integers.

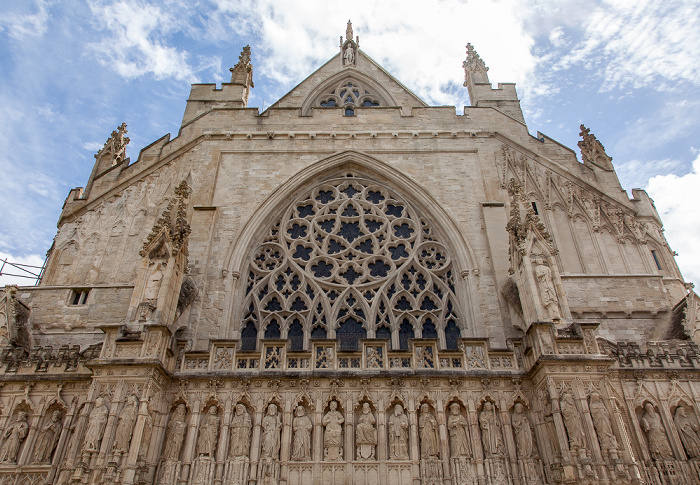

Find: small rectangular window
<box><xmin>531</xmin><ymin>202</ymin><xmax>539</xmax><ymax>215</ymax></box>
<box><xmin>651</xmin><ymin>250</ymin><xmax>662</xmax><ymax>270</ymax></box>
<box><xmin>70</xmin><ymin>289</ymin><xmax>90</xmax><ymax>306</ymax></box>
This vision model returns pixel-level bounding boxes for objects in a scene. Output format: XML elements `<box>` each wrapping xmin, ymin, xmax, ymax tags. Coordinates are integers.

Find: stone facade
<box><xmin>1</xmin><ymin>22</ymin><xmax>699</xmax><ymax>485</ymax></box>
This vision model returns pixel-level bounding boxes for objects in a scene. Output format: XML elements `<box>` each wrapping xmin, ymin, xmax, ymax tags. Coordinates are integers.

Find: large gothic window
<box><xmin>317</xmin><ymin>79</ymin><xmax>382</xmax><ymax>116</ymax></box>
<box><xmin>241</xmin><ymin>177</ymin><xmax>463</xmax><ymax>351</ymax></box>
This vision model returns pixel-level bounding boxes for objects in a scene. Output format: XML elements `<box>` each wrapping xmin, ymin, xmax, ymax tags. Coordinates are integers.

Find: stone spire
<box><xmin>578</xmin><ymin>124</ymin><xmax>613</xmax><ymax>171</ymax></box>
<box><xmin>463</xmin><ymin>43</ymin><xmax>489</xmax><ymax>85</ymax></box>
<box><xmin>229</xmin><ymin>45</ymin><xmax>254</xmax><ymax>105</ymax></box>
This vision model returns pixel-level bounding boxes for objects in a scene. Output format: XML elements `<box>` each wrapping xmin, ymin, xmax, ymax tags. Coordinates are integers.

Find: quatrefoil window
<box><xmin>241</xmin><ymin>177</ymin><xmax>463</xmax><ymax>352</ymax></box>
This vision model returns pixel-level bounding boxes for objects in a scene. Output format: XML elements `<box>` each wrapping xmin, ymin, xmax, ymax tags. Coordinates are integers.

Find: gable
<box><xmin>269</xmin><ymin>50</ymin><xmax>428</xmax><ymax>115</ymax></box>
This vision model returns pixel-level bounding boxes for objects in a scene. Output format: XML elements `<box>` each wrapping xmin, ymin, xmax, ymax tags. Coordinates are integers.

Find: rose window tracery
<box><xmin>241</xmin><ymin>177</ymin><xmax>464</xmax><ymax>351</ymax></box>
<box><xmin>318</xmin><ymin>80</ymin><xmax>382</xmax><ymax>116</ymax></box>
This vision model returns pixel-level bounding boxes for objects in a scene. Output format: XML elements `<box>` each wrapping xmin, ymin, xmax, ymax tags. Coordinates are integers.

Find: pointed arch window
<box><xmin>316</xmin><ymin>79</ymin><xmax>384</xmax><ymax>115</ymax></box>
<box><xmin>239</xmin><ymin>177</ymin><xmax>465</xmax><ymax>352</ymax></box>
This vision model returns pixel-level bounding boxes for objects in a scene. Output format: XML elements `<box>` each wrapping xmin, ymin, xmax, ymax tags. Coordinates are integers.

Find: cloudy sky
<box><xmin>1</xmin><ymin>0</ymin><xmax>698</xmax><ymax>287</ymax></box>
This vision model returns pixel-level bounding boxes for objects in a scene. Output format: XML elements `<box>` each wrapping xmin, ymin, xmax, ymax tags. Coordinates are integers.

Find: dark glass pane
<box><xmin>399</xmin><ymin>319</ymin><xmax>414</xmax><ymax>350</ymax></box>
<box><xmin>376</xmin><ymin>325</ymin><xmax>391</xmax><ymax>343</ymax></box>
<box><xmin>422</xmin><ymin>319</ymin><xmax>438</xmax><ymax>339</ymax></box>
<box><xmin>311</xmin><ymin>326</ymin><xmax>327</xmax><ymax>339</ymax></box>
<box><xmin>345</xmin><ymin>108</ymin><xmax>354</xmax><ymax>116</ymax></box>
<box><xmin>445</xmin><ymin>319</ymin><xmax>460</xmax><ymax>350</ymax></box>
<box><xmin>265</xmin><ymin>319</ymin><xmax>281</xmax><ymax>339</ymax></box>
<box><xmin>337</xmin><ymin>317</ymin><xmax>366</xmax><ymax>351</ymax></box>
<box><xmin>241</xmin><ymin>321</ymin><xmax>257</xmax><ymax>351</ymax></box>
<box><xmin>289</xmin><ymin>319</ymin><xmax>304</xmax><ymax>351</ymax></box>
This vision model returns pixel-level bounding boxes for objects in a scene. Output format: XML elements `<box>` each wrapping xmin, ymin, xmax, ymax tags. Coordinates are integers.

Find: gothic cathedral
<box><xmin>2</xmin><ymin>22</ymin><xmax>700</xmax><ymax>485</ymax></box>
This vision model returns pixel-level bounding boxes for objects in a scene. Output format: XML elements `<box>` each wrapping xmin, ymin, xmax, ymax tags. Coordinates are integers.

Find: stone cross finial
<box><xmin>463</xmin><ymin>43</ymin><xmax>488</xmax><ymax>73</ymax></box>
<box><xmin>95</xmin><ymin>123</ymin><xmax>129</xmax><ymax>167</ymax></box>
<box><xmin>578</xmin><ymin>124</ymin><xmax>613</xmax><ymax>170</ymax></box>
<box><xmin>346</xmin><ymin>20</ymin><xmax>353</xmax><ymax>42</ymax></box>
<box><xmin>230</xmin><ymin>45</ymin><xmax>254</xmax><ymax>88</ymax></box>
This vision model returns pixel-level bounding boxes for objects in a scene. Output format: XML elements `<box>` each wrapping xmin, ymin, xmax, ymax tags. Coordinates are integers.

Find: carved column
<box><xmin>466</xmin><ymin>396</ymin><xmax>484</xmax><ymax>478</ymax></box>
<box><xmin>344</xmin><ymin>395</ymin><xmax>354</xmax><ymax>462</ymax></box>
<box><xmin>248</xmin><ymin>407</ymin><xmax>263</xmax><ymax>484</ymax></box>
<box><xmin>180</xmin><ymin>400</ymin><xmax>202</xmax><ymax>484</ymax></box>
<box><xmin>435</xmin><ymin>399</ymin><xmax>451</xmax><ymax>480</ymax></box>
<box><xmin>377</xmin><ymin>405</ymin><xmax>387</xmax><ymax>461</ymax></box>
<box><xmin>280</xmin><ymin>399</ymin><xmax>293</xmax><ymax>463</ymax></box>
<box><xmin>99</xmin><ymin>396</ymin><xmax>122</xmax><ymax>465</ymax></box>
<box><xmin>122</xmin><ymin>395</ymin><xmax>152</xmax><ymax>485</ymax></box>
<box><xmin>577</xmin><ymin>390</ymin><xmax>603</xmax><ymax>463</ymax></box>
<box><xmin>17</xmin><ymin>412</ymin><xmax>40</xmax><ymax>466</ymax></box>
<box><xmin>313</xmin><ymin>398</ymin><xmax>323</xmax><ymax>463</ymax></box>
<box><xmin>215</xmin><ymin>398</ymin><xmax>233</xmax><ymax>485</ymax></box>
<box><xmin>499</xmin><ymin>397</ymin><xmax>518</xmax><ymax>481</ymax></box>
<box><xmin>547</xmin><ymin>382</ymin><xmax>575</xmax><ymax>481</ymax></box>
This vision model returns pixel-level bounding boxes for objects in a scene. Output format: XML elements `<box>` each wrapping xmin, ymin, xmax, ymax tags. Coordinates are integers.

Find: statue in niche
<box><xmin>162</xmin><ymin>404</ymin><xmax>188</xmax><ymax>461</ymax></box>
<box><xmin>323</xmin><ymin>400</ymin><xmax>344</xmax><ymax>461</ymax></box>
<box><xmin>112</xmin><ymin>395</ymin><xmax>139</xmax><ymax>454</ymax></box>
<box><xmin>292</xmin><ymin>406</ymin><xmax>313</xmax><ymax>461</ymax></box>
<box><xmin>511</xmin><ymin>403</ymin><xmax>535</xmax><ymax>459</ymax></box>
<box><xmin>32</xmin><ymin>410</ymin><xmax>63</xmax><ymax>464</ymax></box>
<box><xmin>560</xmin><ymin>393</ymin><xmax>585</xmax><ymax>450</ymax></box>
<box><xmin>641</xmin><ymin>403</ymin><xmax>674</xmax><ymax>460</ymax></box>
<box><xmin>0</xmin><ymin>411</ymin><xmax>29</xmax><ymax>463</ymax></box>
<box><xmin>533</xmin><ymin>256</ymin><xmax>561</xmax><ymax>320</ymax></box>
<box><xmin>419</xmin><ymin>403</ymin><xmax>439</xmax><ymax>458</ymax></box>
<box><xmin>356</xmin><ymin>402</ymin><xmax>377</xmax><ymax>460</ymax></box>
<box><xmin>83</xmin><ymin>397</ymin><xmax>109</xmax><ymax>453</ymax></box>
<box><xmin>344</xmin><ymin>45</ymin><xmax>355</xmax><ymax>65</ymax></box>
<box><xmin>196</xmin><ymin>405</ymin><xmax>220</xmax><ymax>457</ymax></box>
<box><xmin>588</xmin><ymin>392</ymin><xmax>619</xmax><ymax>455</ymax></box>
<box><xmin>261</xmin><ymin>403</ymin><xmax>282</xmax><ymax>459</ymax></box>
<box><xmin>447</xmin><ymin>403</ymin><xmax>471</xmax><ymax>458</ymax></box>
<box><xmin>229</xmin><ymin>404</ymin><xmax>252</xmax><ymax>459</ymax></box>
<box><xmin>674</xmin><ymin>406</ymin><xmax>700</xmax><ymax>459</ymax></box>
<box><xmin>389</xmin><ymin>404</ymin><xmax>409</xmax><ymax>460</ymax></box>
<box><xmin>480</xmin><ymin>402</ymin><xmax>505</xmax><ymax>457</ymax></box>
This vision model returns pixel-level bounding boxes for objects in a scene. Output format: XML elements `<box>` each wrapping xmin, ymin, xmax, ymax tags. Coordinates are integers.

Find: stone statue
<box><xmin>261</xmin><ymin>403</ymin><xmax>282</xmax><ymax>459</ymax></box>
<box><xmin>356</xmin><ymin>402</ymin><xmax>377</xmax><ymax>460</ymax></box>
<box><xmin>292</xmin><ymin>405</ymin><xmax>313</xmax><ymax>461</ymax></box>
<box><xmin>419</xmin><ymin>403</ymin><xmax>439</xmax><ymax>458</ymax></box>
<box><xmin>511</xmin><ymin>403</ymin><xmax>534</xmax><ymax>459</ymax></box>
<box><xmin>344</xmin><ymin>45</ymin><xmax>354</xmax><ymax>65</ymax></box>
<box><xmin>447</xmin><ymin>403</ymin><xmax>471</xmax><ymax>458</ymax></box>
<box><xmin>32</xmin><ymin>410</ymin><xmax>63</xmax><ymax>464</ymax></box>
<box><xmin>323</xmin><ymin>400</ymin><xmax>344</xmax><ymax>461</ymax></box>
<box><xmin>674</xmin><ymin>407</ymin><xmax>700</xmax><ymax>459</ymax></box>
<box><xmin>588</xmin><ymin>392</ymin><xmax>618</xmax><ymax>453</ymax></box>
<box><xmin>0</xmin><ymin>411</ymin><xmax>29</xmax><ymax>463</ymax></box>
<box><xmin>479</xmin><ymin>402</ymin><xmax>505</xmax><ymax>457</ymax></box>
<box><xmin>83</xmin><ymin>397</ymin><xmax>109</xmax><ymax>453</ymax></box>
<box><xmin>229</xmin><ymin>404</ymin><xmax>252</xmax><ymax>459</ymax></box>
<box><xmin>641</xmin><ymin>403</ymin><xmax>674</xmax><ymax>460</ymax></box>
<box><xmin>388</xmin><ymin>404</ymin><xmax>409</xmax><ymax>460</ymax></box>
<box><xmin>560</xmin><ymin>393</ymin><xmax>585</xmax><ymax>450</ymax></box>
<box><xmin>162</xmin><ymin>404</ymin><xmax>187</xmax><ymax>461</ymax></box>
<box><xmin>112</xmin><ymin>395</ymin><xmax>139</xmax><ymax>454</ymax></box>
<box><xmin>196</xmin><ymin>405</ymin><xmax>220</xmax><ymax>457</ymax></box>
<box><xmin>534</xmin><ymin>257</ymin><xmax>560</xmax><ymax>320</ymax></box>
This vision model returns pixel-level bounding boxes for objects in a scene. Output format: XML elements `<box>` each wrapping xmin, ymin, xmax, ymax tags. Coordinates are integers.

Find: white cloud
<box><xmin>0</xmin><ymin>1</ymin><xmax>49</xmax><ymax>39</ymax></box>
<box><xmin>646</xmin><ymin>154</ymin><xmax>700</xmax><ymax>284</ymax></box>
<box><xmin>0</xmin><ymin>252</ymin><xmax>45</xmax><ymax>287</ymax></box>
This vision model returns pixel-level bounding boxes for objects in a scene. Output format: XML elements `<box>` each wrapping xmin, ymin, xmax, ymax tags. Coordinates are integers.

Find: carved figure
<box><xmin>480</xmin><ymin>402</ymin><xmax>505</xmax><ymax>456</ymax></box>
<box><xmin>261</xmin><ymin>403</ymin><xmax>282</xmax><ymax>459</ymax></box>
<box><xmin>229</xmin><ymin>404</ymin><xmax>252</xmax><ymax>459</ymax></box>
<box><xmin>112</xmin><ymin>395</ymin><xmax>139</xmax><ymax>453</ymax></box>
<box><xmin>511</xmin><ymin>403</ymin><xmax>534</xmax><ymax>459</ymax></box>
<box><xmin>344</xmin><ymin>45</ymin><xmax>354</xmax><ymax>65</ymax></box>
<box><xmin>534</xmin><ymin>257</ymin><xmax>560</xmax><ymax>320</ymax></box>
<box><xmin>0</xmin><ymin>411</ymin><xmax>29</xmax><ymax>463</ymax></box>
<box><xmin>196</xmin><ymin>405</ymin><xmax>220</xmax><ymax>457</ymax></box>
<box><xmin>560</xmin><ymin>393</ymin><xmax>585</xmax><ymax>449</ymax></box>
<box><xmin>641</xmin><ymin>403</ymin><xmax>674</xmax><ymax>460</ymax></box>
<box><xmin>323</xmin><ymin>400</ymin><xmax>344</xmax><ymax>461</ymax></box>
<box><xmin>162</xmin><ymin>404</ymin><xmax>187</xmax><ymax>461</ymax></box>
<box><xmin>356</xmin><ymin>402</ymin><xmax>377</xmax><ymax>460</ymax></box>
<box><xmin>83</xmin><ymin>397</ymin><xmax>109</xmax><ymax>453</ymax></box>
<box><xmin>674</xmin><ymin>407</ymin><xmax>700</xmax><ymax>459</ymax></box>
<box><xmin>419</xmin><ymin>403</ymin><xmax>439</xmax><ymax>458</ymax></box>
<box><xmin>588</xmin><ymin>392</ymin><xmax>618</xmax><ymax>453</ymax></box>
<box><xmin>388</xmin><ymin>404</ymin><xmax>409</xmax><ymax>460</ymax></box>
<box><xmin>32</xmin><ymin>410</ymin><xmax>63</xmax><ymax>464</ymax></box>
<box><xmin>447</xmin><ymin>403</ymin><xmax>471</xmax><ymax>458</ymax></box>
<box><xmin>292</xmin><ymin>405</ymin><xmax>313</xmax><ymax>461</ymax></box>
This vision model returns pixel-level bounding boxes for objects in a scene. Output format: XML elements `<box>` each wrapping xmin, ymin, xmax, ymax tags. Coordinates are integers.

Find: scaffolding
<box><xmin>0</xmin><ymin>258</ymin><xmax>44</xmax><ymax>286</ymax></box>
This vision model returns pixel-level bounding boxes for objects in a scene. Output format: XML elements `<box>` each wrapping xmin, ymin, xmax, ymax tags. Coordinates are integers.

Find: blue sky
<box><xmin>1</xmin><ymin>0</ymin><xmax>699</xmax><ymax>287</ymax></box>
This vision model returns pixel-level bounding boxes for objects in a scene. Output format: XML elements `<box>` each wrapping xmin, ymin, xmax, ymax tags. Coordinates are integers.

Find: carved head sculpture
<box><xmin>644</xmin><ymin>402</ymin><xmax>655</xmax><ymax>414</ymax></box>
<box><xmin>394</xmin><ymin>404</ymin><xmax>403</xmax><ymax>416</ymax></box>
<box><xmin>483</xmin><ymin>401</ymin><xmax>493</xmax><ymax>412</ymax></box>
<box><xmin>676</xmin><ymin>407</ymin><xmax>688</xmax><ymax>418</ymax></box>
<box><xmin>449</xmin><ymin>403</ymin><xmax>461</xmax><ymax>415</ymax></box>
<box><xmin>235</xmin><ymin>404</ymin><xmax>246</xmax><ymax>416</ymax></box>
<box><xmin>17</xmin><ymin>411</ymin><xmax>28</xmax><ymax>422</ymax></box>
<box><xmin>267</xmin><ymin>403</ymin><xmax>278</xmax><ymax>415</ymax></box>
<box><xmin>175</xmin><ymin>403</ymin><xmax>186</xmax><ymax>417</ymax></box>
<box><xmin>208</xmin><ymin>405</ymin><xmax>218</xmax><ymax>415</ymax></box>
<box><xmin>127</xmin><ymin>395</ymin><xmax>139</xmax><ymax>406</ymax></box>
<box><xmin>51</xmin><ymin>410</ymin><xmax>62</xmax><ymax>422</ymax></box>
<box><xmin>329</xmin><ymin>400</ymin><xmax>338</xmax><ymax>411</ymax></box>
<box><xmin>295</xmin><ymin>405</ymin><xmax>305</xmax><ymax>416</ymax></box>
<box><xmin>362</xmin><ymin>402</ymin><xmax>371</xmax><ymax>413</ymax></box>
<box><xmin>95</xmin><ymin>397</ymin><xmax>105</xmax><ymax>408</ymax></box>
<box><xmin>514</xmin><ymin>402</ymin><xmax>524</xmax><ymax>414</ymax></box>
<box><xmin>420</xmin><ymin>403</ymin><xmax>430</xmax><ymax>414</ymax></box>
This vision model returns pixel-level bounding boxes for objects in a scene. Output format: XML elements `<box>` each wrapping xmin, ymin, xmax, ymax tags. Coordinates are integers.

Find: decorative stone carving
<box><xmin>560</xmin><ymin>392</ymin><xmax>585</xmax><ymax>450</ymax></box>
<box><xmin>640</xmin><ymin>402</ymin><xmax>674</xmax><ymax>461</ymax></box>
<box><xmin>479</xmin><ymin>401</ymin><xmax>505</xmax><ymax>457</ymax></box>
<box><xmin>292</xmin><ymin>405</ymin><xmax>313</xmax><ymax>461</ymax></box>
<box><xmin>511</xmin><ymin>403</ymin><xmax>535</xmax><ymax>459</ymax></box>
<box><xmin>533</xmin><ymin>256</ymin><xmax>560</xmax><ymax>321</ymax></box>
<box><xmin>419</xmin><ymin>403</ymin><xmax>439</xmax><ymax>458</ymax></box>
<box><xmin>83</xmin><ymin>397</ymin><xmax>109</xmax><ymax>454</ymax></box>
<box><xmin>463</xmin><ymin>43</ymin><xmax>488</xmax><ymax>75</ymax></box>
<box><xmin>112</xmin><ymin>395</ymin><xmax>139</xmax><ymax>454</ymax></box>
<box><xmin>229</xmin><ymin>403</ymin><xmax>252</xmax><ymax>458</ymax></box>
<box><xmin>196</xmin><ymin>405</ymin><xmax>220</xmax><ymax>457</ymax></box>
<box><xmin>356</xmin><ymin>402</ymin><xmax>377</xmax><ymax>460</ymax></box>
<box><xmin>229</xmin><ymin>45</ymin><xmax>254</xmax><ymax>104</ymax></box>
<box><xmin>32</xmin><ymin>409</ymin><xmax>62</xmax><ymax>464</ymax></box>
<box><xmin>388</xmin><ymin>404</ymin><xmax>409</xmax><ymax>460</ymax></box>
<box><xmin>161</xmin><ymin>404</ymin><xmax>187</xmax><ymax>461</ymax></box>
<box><xmin>588</xmin><ymin>392</ymin><xmax>619</xmax><ymax>457</ymax></box>
<box><xmin>261</xmin><ymin>403</ymin><xmax>282</xmax><ymax>459</ymax></box>
<box><xmin>323</xmin><ymin>400</ymin><xmax>344</xmax><ymax>461</ymax></box>
<box><xmin>674</xmin><ymin>406</ymin><xmax>700</xmax><ymax>459</ymax></box>
<box><xmin>578</xmin><ymin>124</ymin><xmax>613</xmax><ymax>171</ymax></box>
<box><xmin>0</xmin><ymin>411</ymin><xmax>29</xmax><ymax>463</ymax></box>
<box><xmin>447</xmin><ymin>403</ymin><xmax>471</xmax><ymax>458</ymax></box>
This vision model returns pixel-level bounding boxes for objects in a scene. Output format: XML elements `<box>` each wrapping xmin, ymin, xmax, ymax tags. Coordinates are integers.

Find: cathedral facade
<box><xmin>2</xmin><ymin>22</ymin><xmax>700</xmax><ymax>485</ymax></box>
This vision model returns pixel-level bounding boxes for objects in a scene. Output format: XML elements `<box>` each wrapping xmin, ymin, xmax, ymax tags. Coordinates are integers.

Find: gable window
<box><xmin>69</xmin><ymin>289</ymin><xmax>90</xmax><ymax>306</ymax></box>
<box><xmin>316</xmin><ymin>79</ymin><xmax>384</xmax><ymax>114</ymax></box>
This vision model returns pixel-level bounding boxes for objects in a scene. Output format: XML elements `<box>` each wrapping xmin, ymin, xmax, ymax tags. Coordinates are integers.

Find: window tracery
<box><xmin>241</xmin><ymin>177</ymin><xmax>464</xmax><ymax>351</ymax></box>
<box><xmin>317</xmin><ymin>79</ymin><xmax>383</xmax><ymax>114</ymax></box>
